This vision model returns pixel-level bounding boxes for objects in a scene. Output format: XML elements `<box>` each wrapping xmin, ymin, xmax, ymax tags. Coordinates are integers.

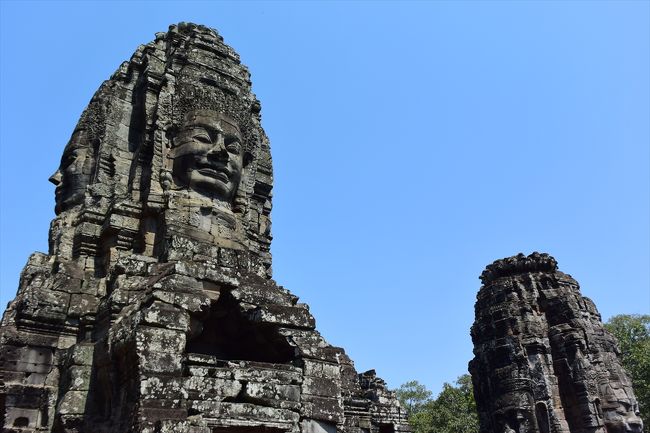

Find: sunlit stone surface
<box><xmin>0</xmin><ymin>23</ymin><xmax>409</xmax><ymax>433</ymax></box>
<box><xmin>470</xmin><ymin>253</ymin><xmax>644</xmax><ymax>433</ymax></box>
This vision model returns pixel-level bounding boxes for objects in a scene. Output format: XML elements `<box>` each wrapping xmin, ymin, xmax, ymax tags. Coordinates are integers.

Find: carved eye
<box><xmin>193</xmin><ymin>133</ymin><xmax>212</xmax><ymax>144</ymax></box>
<box><xmin>226</xmin><ymin>138</ymin><xmax>241</xmax><ymax>154</ymax></box>
<box><xmin>61</xmin><ymin>150</ymin><xmax>79</xmax><ymax>169</ymax></box>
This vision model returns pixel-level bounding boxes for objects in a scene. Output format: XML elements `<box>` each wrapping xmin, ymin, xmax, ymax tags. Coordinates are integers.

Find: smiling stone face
<box><xmin>172</xmin><ymin>110</ymin><xmax>244</xmax><ymax>201</ymax></box>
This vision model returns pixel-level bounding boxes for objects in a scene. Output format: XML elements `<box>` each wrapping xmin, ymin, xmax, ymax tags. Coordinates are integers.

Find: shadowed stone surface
<box><xmin>0</xmin><ymin>23</ymin><xmax>409</xmax><ymax>433</ymax></box>
<box><xmin>470</xmin><ymin>252</ymin><xmax>644</xmax><ymax>433</ymax></box>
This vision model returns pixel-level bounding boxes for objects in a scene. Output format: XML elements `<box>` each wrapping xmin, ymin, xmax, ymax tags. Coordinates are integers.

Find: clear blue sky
<box><xmin>1</xmin><ymin>1</ymin><xmax>648</xmax><ymax>396</ymax></box>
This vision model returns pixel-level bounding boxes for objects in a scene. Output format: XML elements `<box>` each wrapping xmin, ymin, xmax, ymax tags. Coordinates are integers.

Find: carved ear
<box><xmin>166</xmin><ymin>126</ymin><xmax>179</xmax><ymax>144</ymax></box>
<box><xmin>243</xmin><ymin>151</ymin><xmax>254</xmax><ymax>167</ymax></box>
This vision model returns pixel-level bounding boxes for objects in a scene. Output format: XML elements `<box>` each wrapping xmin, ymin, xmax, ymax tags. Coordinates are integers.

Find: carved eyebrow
<box><xmin>188</xmin><ymin>121</ymin><xmax>240</xmax><ymax>136</ymax></box>
<box><xmin>186</xmin><ymin>122</ymin><xmax>219</xmax><ymax>135</ymax></box>
<box><xmin>184</xmin><ymin>117</ymin><xmax>242</xmax><ymax>140</ymax></box>
<box><xmin>61</xmin><ymin>144</ymin><xmax>83</xmax><ymax>159</ymax></box>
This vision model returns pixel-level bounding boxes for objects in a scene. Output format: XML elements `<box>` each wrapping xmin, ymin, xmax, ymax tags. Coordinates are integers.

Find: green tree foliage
<box><xmin>396</xmin><ymin>375</ymin><xmax>479</xmax><ymax>433</ymax></box>
<box><xmin>604</xmin><ymin>314</ymin><xmax>650</xmax><ymax>425</ymax></box>
<box><xmin>395</xmin><ymin>380</ymin><xmax>432</xmax><ymax>414</ymax></box>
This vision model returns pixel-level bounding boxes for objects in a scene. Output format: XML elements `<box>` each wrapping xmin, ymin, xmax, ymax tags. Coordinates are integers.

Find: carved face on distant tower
<box><xmin>49</xmin><ymin>129</ymin><xmax>94</xmax><ymax>214</ymax></box>
<box><xmin>173</xmin><ymin>110</ymin><xmax>244</xmax><ymax>201</ymax></box>
<box><xmin>601</xmin><ymin>397</ymin><xmax>643</xmax><ymax>433</ymax></box>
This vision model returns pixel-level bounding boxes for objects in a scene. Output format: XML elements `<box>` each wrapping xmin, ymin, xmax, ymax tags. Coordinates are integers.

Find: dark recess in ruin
<box><xmin>185</xmin><ymin>291</ymin><xmax>295</xmax><ymax>363</ymax></box>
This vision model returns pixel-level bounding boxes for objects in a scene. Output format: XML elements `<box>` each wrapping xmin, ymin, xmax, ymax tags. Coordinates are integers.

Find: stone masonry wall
<box><xmin>470</xmin><ymin>253</ymin><xmax>643</xmax><ymax>433</ymax></box>
<box><xmin>0</xmin><ymin>23</ymin><xmax>410</xmax><ymax>433</ymax></box>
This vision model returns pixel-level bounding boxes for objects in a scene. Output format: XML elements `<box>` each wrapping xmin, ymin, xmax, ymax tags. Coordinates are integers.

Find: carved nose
<box><xmin>628</xmin><ymin>421</ymin><xmax>643</xmax><ymax>433</ymax></box>
<box><xmin>49</xmin><ymin>170</ymin><xmax>62</xmax><ymax>186</ymax></box>
<box><xmin>207</xmin><ymin>136</ymin><xmax>228</xmax><ymax>160</ymax></box>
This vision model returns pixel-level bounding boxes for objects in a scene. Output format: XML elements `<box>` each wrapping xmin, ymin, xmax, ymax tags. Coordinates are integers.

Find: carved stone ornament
<box><xmin>470</xmin><ymin>253</ymin><xmax>644</xmax><ymax>433</ymax></box>
<box><xmin>0</xmin><ymin>23</ymin><xmax>410</xmax><ymax>433</ymax></box>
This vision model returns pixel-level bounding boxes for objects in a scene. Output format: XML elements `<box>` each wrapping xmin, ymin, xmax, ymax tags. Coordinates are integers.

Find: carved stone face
<box><xmin>173</xmin><ymin>110</ymin><xmax>244</xmax><ymax>201</ymax></box>
<box><xmin>49</xmin><ymin>129</ymin><xmax>93</xmax><ymax>214</ymax></box>
<box><xmin>602</xmin><ymin>399</ymin><xmax>643</xmax><ymax>433</ymax></box>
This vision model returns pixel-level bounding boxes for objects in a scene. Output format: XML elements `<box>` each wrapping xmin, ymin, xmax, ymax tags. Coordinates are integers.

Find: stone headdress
<box><xmin>49</xmin><ymin>23</ymin><xmax>273</xmax><ymax>276</ymax></box>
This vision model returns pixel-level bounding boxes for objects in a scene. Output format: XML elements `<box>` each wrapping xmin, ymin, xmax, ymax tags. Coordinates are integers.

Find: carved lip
<box><xmin>196</xmin><ymin>163</ymin><xmax>231</xmax><ymax>183</ymax></box>
<box><xmin>54</xmin><ymin>185</ymin><xmax>64</xmax><ymax>200</ymax></box>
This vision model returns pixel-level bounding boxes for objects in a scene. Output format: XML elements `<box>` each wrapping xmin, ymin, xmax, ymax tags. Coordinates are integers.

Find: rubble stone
<box><xmin>0</xmin><ymin>23</ymin><xmax>409</xmax><ymax>433</ymax></box>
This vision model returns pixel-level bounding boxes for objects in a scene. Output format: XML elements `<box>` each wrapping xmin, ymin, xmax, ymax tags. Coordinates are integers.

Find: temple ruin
<box><xmin>1</xmin><ymin>21</ymin><xmax>644</xmax><ymax>433</ymax></box>
<box><xmin>470</xmin><ymin>252</ymin><xmax>644</xmax><ymax>433</ymax></box>
<box><xmin>0</xmin><ymin>23</ymin><xmax>410</xmax><ymax>433</ymax></box>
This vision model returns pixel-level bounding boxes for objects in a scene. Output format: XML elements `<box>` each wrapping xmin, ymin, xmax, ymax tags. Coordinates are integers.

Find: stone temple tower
<box><xmin>469</xmin><ymin>252</ymin><xmax>643</xmax><ymax>433</ymax></box>
<box><xmin>0</xmin><ymin>23</ymin><xmax>409</xmax><ymax>433</ymax></box>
